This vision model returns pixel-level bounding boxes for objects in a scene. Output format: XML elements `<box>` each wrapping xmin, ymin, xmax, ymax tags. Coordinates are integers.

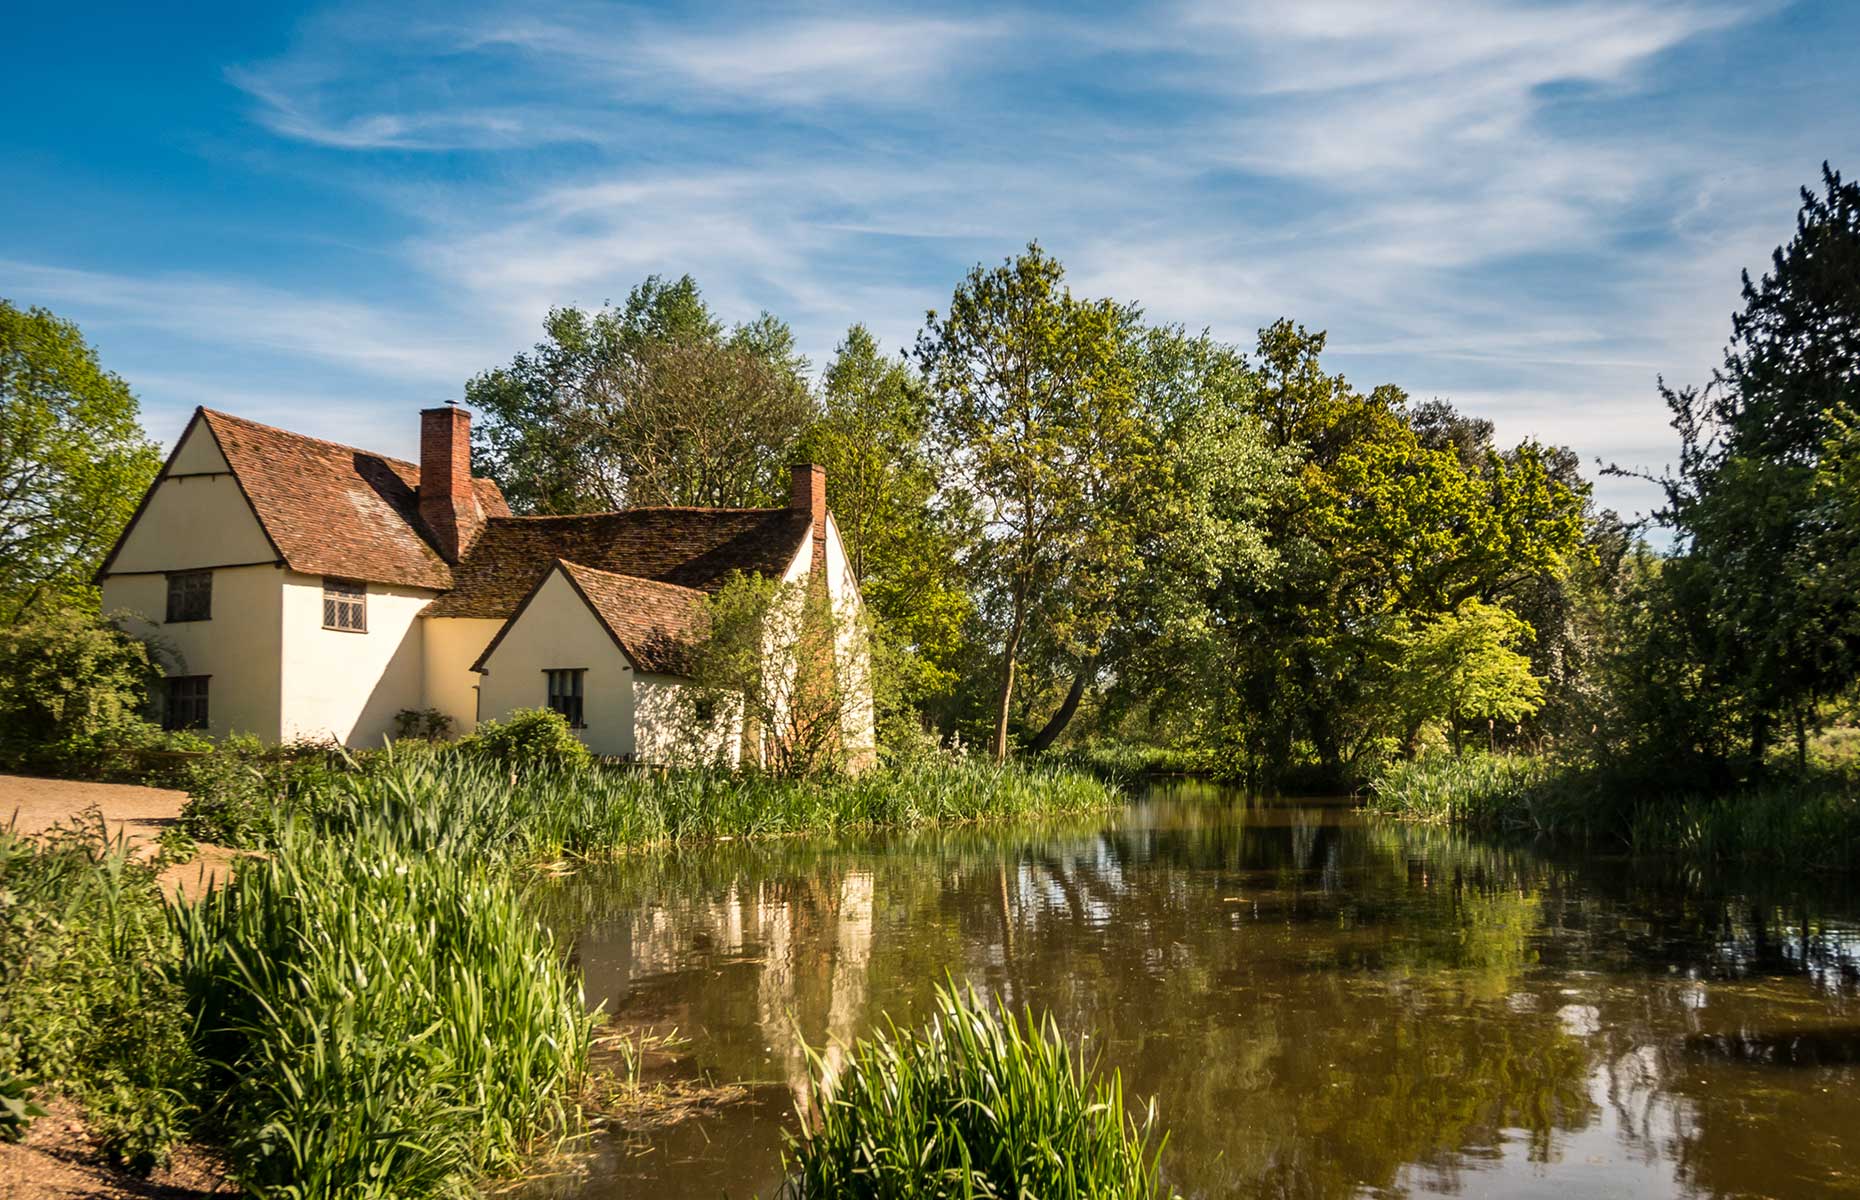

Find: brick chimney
<box><xmin>791</xmin><ymin>462</ymin><xmax>828</xmax><ymax>574</ymax></box>
<box><xmin>420</xmin><ymin>404</ymin><xmax>484</xmax><ymax>563</ymax></box>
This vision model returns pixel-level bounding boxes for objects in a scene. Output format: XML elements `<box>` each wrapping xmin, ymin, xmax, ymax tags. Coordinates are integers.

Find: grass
<box><xmin>1367</xmin><ymin>752</ymin><xmax>1860</xmax><ymax>870</ymax></box>
<box><xmin>1050</xmin><ymin>741</ymin><xmax>1208</xmax><ymax>783</ymax></box>
<box><xmin>783</xmin><ymin>980</ymin><xmax>1176</xmax><ymax>1200</ymax></box>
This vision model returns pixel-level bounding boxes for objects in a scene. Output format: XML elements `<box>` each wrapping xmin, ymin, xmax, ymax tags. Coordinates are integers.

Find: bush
<box><xmin>784</xmin><ymin>981</ymin><xmax>1174</xmax><ymax>1200</ymax></box>
<box><xmin>175</xmin><ymin>823</ymin><xmax>590</xmax><ymax>1198</ymax></box>
<box><xmin>0</xmin><ymin>608</ymin><xmax>163</xmax><ymax>776</ymax></box>
<box><xmin>391</xmin><ymin>707</ymin><xmax>454</xmax><ymax>742</ymax></box>
<box><xmin>0</xmin><ymin>815</ymin><xmax>200</xmax><ymax>1170</ymax></box>
<box><xmin>457</xmin><ymin>707</ymin><xmax>593</xmax><ymax>771</ymax></box>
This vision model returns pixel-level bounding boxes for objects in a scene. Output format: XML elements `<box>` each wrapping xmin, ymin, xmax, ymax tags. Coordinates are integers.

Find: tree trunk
<box><xmin>1026</xmin><ymin>659</ymin><xmax>1095</xmax><ymax>755</ymax></box>
<box><xmin>991</xmin><ymin>609</ymin><xmax>1027</xmax><ymax>764</ymax></box>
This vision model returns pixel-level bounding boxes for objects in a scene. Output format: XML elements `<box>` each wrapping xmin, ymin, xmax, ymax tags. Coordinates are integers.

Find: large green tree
<box><xmin>915</xmin><ymin>245</ymin><xmax>1145</xmax><ymax>761</ymax></box>
<box><xmin>1640</xmin><ymin>164</ymin><xmax>1860</xmax><ymax>768</ymax></box>
<box><xmin>0</xmin><ymin>301</ymin><xmax>160</xmax><ymax>622</ymax></box>
<box><xmin>467</xmin><ymin>275</ymin><xmax>817</xmax><ymax>512</ymax></box>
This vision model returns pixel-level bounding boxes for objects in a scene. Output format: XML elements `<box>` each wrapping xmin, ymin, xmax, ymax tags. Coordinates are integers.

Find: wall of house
<box><xmin>634</xmin><ymin>676</ymin><xmax>742</xmax><ymax>767</ymax></box>
<box><xmin>277</xmin><ymin>572</ymin><xmax>434</xmax><ymax>747</ymax></box>
<box><xmin>103</xmin><ymin>564</ymin><xmax>285</xmax><ymax>740</ymax></box>
<box><xmin>421</xmin><ymin>616</ymin><xmax>502</xmax><ymax>736</ymax></box>
<box><xmin>773</xmin><ymin>512</ymin><xmax>877</xmax><ymax>770</ymax></box>
<box><xmin>475</xmin><ymin>569</ymin><xmax>637</xmax><ymax>757</ymax></box>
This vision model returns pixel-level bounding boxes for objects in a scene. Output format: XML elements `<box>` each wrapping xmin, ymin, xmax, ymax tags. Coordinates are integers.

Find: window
<box><xmin>166</xmin><ymin>571</ymin><xmax>212</xmax><ymax>622</ymax></box>
<box><xmin>322</xmin><ymin>577</ymin><xmax>367</xmax><ymax>632</ymax></box>
<box><xmin>693</xmin><ymin>697</ymin><xmax>718</xmax><ymax>725</ymax></box>
<box><xmin>546</xmin><ymin>669</ymin><xmax>586</xmax><ymax>728</ymax></box>
<box><xmin>164</xmin><ymin>676</ymin><xmax>209</xmax><ymax>731</ymax></box>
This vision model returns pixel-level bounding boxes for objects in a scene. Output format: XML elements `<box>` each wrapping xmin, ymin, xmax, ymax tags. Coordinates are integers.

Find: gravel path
<box><xmin>0</xmin><ymin>773</ymin><xmax>242</xmax><ymax>897</ymax></box>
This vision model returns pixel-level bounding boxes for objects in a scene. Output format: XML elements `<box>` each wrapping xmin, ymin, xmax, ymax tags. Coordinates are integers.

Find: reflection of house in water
<box><xmin>574</xmin><ymin>869</ymin><xmax>877</xmax><ymax>1100</ymax></box>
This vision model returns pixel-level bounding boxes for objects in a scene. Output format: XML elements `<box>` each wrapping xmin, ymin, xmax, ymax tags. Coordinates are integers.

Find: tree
<box><xmin>915</xmin><ymin>244</ymin><xmax>1142</xmax><ymax>762</ymax></box>
<box><xmin>685</xmin><ymin>572</ymin><xmax>870</xmax><ymax>776</ymax></box>
<box><xmin>1633</xmin><ymin>164</ymin><xmax>1860</xmax><ymax>769</ymax></box>
<box><xmin>1214</xmin><ymin>322</ymin><xmax>1586</xmax><ymax>783</ymax></box>
<box><xmin>0</xmin><ymin>607</ymin><xmax>162</xmax><ymax>772</ymax></box>
<box><xmin>466</xmin><ymin>275</ymin><xmax>817</xmax><ymax>512</ymax></box>
<box><xmin>799</xmin><ymin>327</ymin><xmax>972</xmax><ymax>735</ymax></box>
<box><xmin>1390</xmin><ymin>600</ymin><xmax>1546</xmax><ymax>753</ymax></box>
<box><xmin>0</xmin><ymin>301</ymin><xmax>161</xmax><ymax>621</ymax></box>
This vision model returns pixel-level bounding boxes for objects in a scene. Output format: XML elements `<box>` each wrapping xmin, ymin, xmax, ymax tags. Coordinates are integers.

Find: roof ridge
<box><xmin>557</xmin><ymin>559</ymin><xmax>710</xmax><ymax>596</ymax></box>
<box><xmin>200</xmin><ymin>408</ymin><xmax>420</xmax><ymax>473</ymax></box>
<box><xmin>489</xmin><ymin>505</ymin><xmax>795</xmax><ymax>521</ymax></box>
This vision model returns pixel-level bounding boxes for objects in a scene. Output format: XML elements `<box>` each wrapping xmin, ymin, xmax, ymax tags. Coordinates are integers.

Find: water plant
<box><xmin>783</xmin><ymin>981</ymin><xmax>1176</xmax><ymax>1200</ymax></box>
<box><xmin>174</xmin><ymin>818</ymin><xmax>590</xmax><ymax>1199</ymax></box>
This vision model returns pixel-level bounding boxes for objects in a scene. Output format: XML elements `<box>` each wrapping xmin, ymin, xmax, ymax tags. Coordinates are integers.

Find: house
<box><xmin>97</xmin><ymin>404</ymin><xmax>875</xmax><ymax>766</ymax></box>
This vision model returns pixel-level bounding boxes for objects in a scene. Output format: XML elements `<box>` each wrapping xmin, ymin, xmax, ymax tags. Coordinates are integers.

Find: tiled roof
<box><xmin>424</xmin><ymin>508</ymin><xmax>811</xmax><ymax>619</ymax></box>
<box><xmin>199</xmin><ymin>409</ymin><xmax>509</xmax><ymax>590</ymax></box>
<box><xmin>560</xmin><ymin>561</ymin><xmax>709</xmax><ymax>675</ymax></box>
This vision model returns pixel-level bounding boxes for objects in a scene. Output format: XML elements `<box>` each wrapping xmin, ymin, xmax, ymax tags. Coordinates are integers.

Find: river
<box><xmin>520</xmin><ymin>784</ymin><xmax>1859</xmax><ymax>1199</ymax></box>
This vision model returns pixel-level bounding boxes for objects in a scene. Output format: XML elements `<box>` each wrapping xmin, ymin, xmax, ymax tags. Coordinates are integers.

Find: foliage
<box><xmin>457</xmin><ymin>706</ymin><xmax>594</xmax><ymax>771</ymax></box>
<box><xmin>916</xmin><ymin>244</ymin><xmax>1150</xmax><ymax>762</ymax></box>
<box><xmin>686</xmin><ymin>572</ymin><xmax>869</xmax><ymax>776</ymax></box>
<box><xmin>1626</xmin><ymin>164</ymin><xmax>1860</xmax><ymax>770</ymax></box>
<box><xmin>783</xmin><ymin>980</ymin><xmax>1175</xmax><ymax>1200</ymax></box>
<box><xmin>1390</xmin><ymin>600</ymin><xmax>1546</xmax><ymax>753</ymax></box>
<box><xmin>0</xmin><ymin>816</ymin><xmax>200</xmax><ymax>1170</ymax></box>
<box><xmin>391</xmin><ymin>707</ymin><xmax>455</xmax><ymax>742</ymax></box>
<box><xmin>801</xmin><ymin>325</ymin><xmax>974</xmax><ymax>729</ymax></box>
<box><xmin>467</xmin><ymin>275</ymin><xmax>817</xmax><ymax>512</ymax></box>
<box><xmin>0</xmin><ymin>300</ymin><xmax>162</xmax><ymax>622</ymax></box>
<box><xmin>175</xmin><ymin>821</ymin><xmax>589</xmax><ymax>1198</ymax></box>
<box><xmin>0</xmin><ymin>607</ymin><xmax>163</xmax><ymax>775</ymax></box>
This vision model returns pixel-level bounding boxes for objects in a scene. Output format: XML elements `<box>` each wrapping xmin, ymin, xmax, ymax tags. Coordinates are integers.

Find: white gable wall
<box><xmin>422</xmin><ymin>616</ymin><xmax>503</xmax><ymax>736</ymax></box>
<box><xmin>773</xmin><ymin>513</ymin><xmax>877</xmax><ymax>769</ymax></box>
<box><xmin>107</xmin><ymin>418</ymin><xmax>279</xmax><ymax>575</ymax></box>
<box><xmin>278</xmin><ymin>572</ymin><xmax>436</xmax><ymax>747</ymax></box>
<box><xmin>476</xmin><ymin>569</ymin><xmax>637</xmax><ymax>757</ymax></box>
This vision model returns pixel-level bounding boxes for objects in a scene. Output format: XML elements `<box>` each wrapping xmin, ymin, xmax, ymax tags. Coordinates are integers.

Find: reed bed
<box><xmin>287</xmin><ymin>751</ymin><xmax>1122</xmax><ymax>865</ymax></box>
<box><xmin>783</xmin><ymin>981</ymin><xmax>1175</xmax><ymax>1200</ymax></box>
<box><xmin>1368</xmin><ymin>752</ymin><xmax>1860</xmax><ymax>868</ymax></box>
<box><xmin>174</xmin><ymin>819</ymin><xmax>590</xmax><ymax>1199</ymax></box>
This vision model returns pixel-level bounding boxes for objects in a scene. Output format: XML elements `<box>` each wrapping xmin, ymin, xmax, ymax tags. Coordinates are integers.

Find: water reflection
<box><xmin>522</xmin><ymin>787</ymin><xmax>1860</xmax><ymax>1199</ymax></box>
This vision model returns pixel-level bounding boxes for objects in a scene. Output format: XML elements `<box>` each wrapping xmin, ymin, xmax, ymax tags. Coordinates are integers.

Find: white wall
<box><xmin>635</xmin><ymin>675</ymin><xmax>742</xmax><ymax>767</ymax></box>
<box><xmin>278</xmin><ymin>572</ymin><xmax>435</xmax><ymax>747</ymax></box>
<box><xmin>772</xmin><ymin>514</ymin><xmax>877</xmax><ymax>770</ymax></box>
<box><xmin>103</xmin><ymin>564</ymin><xmax>285</xmax><ymax>741</ymax></box>
<box><xmin>475</xmin><ymin>568</ymin><xmax>637</xmax><ymax>757</ymax></box>
<box><xmin>108</xmin><ymin>420</ymin><xmax>278</xmax><ymax>574</ymax></box>
<box><xmin>422</xmin><ymin>616</ymin><xmax>502</xmax><ymax>737</ymax></box>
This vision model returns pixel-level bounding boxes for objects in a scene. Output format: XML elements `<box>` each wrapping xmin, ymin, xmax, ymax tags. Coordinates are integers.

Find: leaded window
<box><xmin>166</xmin><ymin>571</ymin><xmax>212</xmax><ymax>622</ymax></box>
<box><xmin>164</xmin><ymin>676</ymin><xmax>209</xmax><ymax>731</ymax></box>
<box><xmin>546</xmin><ymin>668</ymin><xmax>586</xmax><ymax>728</ymax></box>
<box><xmin>323</xmin><ymin>578</ymin><xmax>367</xmax><ymax>632</ymax></box>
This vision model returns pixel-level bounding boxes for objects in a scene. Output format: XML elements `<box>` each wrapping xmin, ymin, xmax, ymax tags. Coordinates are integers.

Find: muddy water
<box><xmin>523</xmin><ymin>786</ymin><xmax>1860</xmax><ymax>1199</ymax></box>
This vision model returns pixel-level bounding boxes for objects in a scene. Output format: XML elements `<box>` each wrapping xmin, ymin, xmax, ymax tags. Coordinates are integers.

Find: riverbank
<box><xmin>1365</xmin><ymin>752</ymin><xmax>1860</xmax><ymax>870</ymax></box>
<box><xmin>1</xmin><ymin>750</ymin><xmax>1121</xmax><ymax>1199</ymax></box>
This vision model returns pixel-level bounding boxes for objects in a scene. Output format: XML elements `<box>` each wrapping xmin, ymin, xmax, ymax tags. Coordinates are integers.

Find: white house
<box><xmin>97</xmin><ymin>405</ymin><xmax>875</xmax><ymax>766</ymax></box>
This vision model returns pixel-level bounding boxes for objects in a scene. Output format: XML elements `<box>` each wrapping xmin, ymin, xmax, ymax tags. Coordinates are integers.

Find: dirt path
<box><xmin>0</xmin><ymin>1101</ymin><xmax>231</xmax><ymax>1199</ymax></box>
<box><xmin>0</xmin><ymin>773</ymin><xmax>241</xmax><ymax>898</ymax></box>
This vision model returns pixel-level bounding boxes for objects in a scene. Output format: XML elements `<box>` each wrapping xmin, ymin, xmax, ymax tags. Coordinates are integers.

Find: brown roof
<box><xmin>184</xmin><ymin>409</ymin><xmax>508</xmax><ymax>589</ymax></box>
<box><xmin>424</xmin><ymin>508</ymin><xmax>811</xmax><ymax>619</ymax></box>
<box><xmin>473</xmin><ymin>561</ymin><xmax>709</xmax><ymax>676</ymax></box>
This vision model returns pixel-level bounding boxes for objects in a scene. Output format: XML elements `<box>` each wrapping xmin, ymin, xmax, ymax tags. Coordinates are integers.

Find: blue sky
<box><xmin>4</xmin><ymin>1</ymin><xmax>1856</xmax><ymax>520</ymax></box>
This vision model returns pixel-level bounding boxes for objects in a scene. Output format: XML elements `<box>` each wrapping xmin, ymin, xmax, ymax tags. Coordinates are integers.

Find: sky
<box><xmin>4</xmin><ymin>1</ymin><xmax>1856</xmax><ymax>522</ymax></box>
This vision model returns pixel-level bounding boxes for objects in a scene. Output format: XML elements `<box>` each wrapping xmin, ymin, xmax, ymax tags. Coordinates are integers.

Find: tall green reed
<box><xmin>174</xmin><ymin>817</ymin><xmax>590</xmax><ymax>1199</ymax></box>
<box><xmin>784</xmin><ymin>980</ymin><xmax>1175</xmax><ymax>1200</ymax></box>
